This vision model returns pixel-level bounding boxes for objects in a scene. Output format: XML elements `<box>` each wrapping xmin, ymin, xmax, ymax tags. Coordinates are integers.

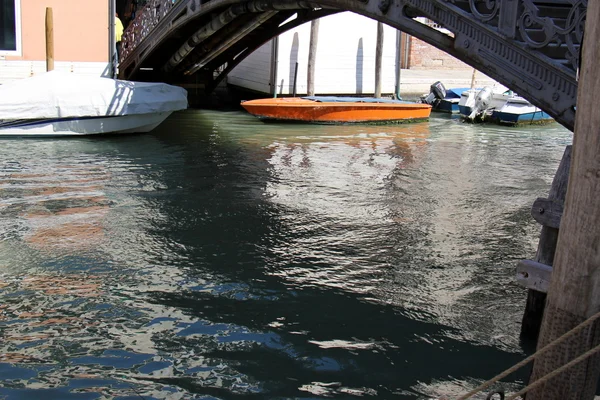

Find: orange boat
<box><xmin>241</xmin><ymin>96</ymin><xmax>432</xmax><ymax>124</ymax></box>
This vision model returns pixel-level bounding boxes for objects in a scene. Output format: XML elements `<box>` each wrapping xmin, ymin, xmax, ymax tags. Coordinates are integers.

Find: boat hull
<box><xmin>491</xmin><ymin>109</ymin><xmax>553</xmax><ymax>125</ymax></box>
<box><xmin>458</xmin><ymin>89</ymin><xmax>554</xmax><ymax>125</ymax></box>
<box><xmin>432</xmin><ymin>99</ymin><xmax>459</xmax><ymax>113</ymax></box>
<box><xmin>0</xmin><ymin>112</ymin><xmax>173</xmax><ymax>137</ymax></box>
<box><xmin>241</xmin><ymin>97</ymin><xmax>431</xmax><ymax>124</ymax></box>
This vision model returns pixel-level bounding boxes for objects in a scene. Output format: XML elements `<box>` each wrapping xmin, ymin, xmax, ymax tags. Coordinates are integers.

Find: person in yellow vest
<box><xmin>115</xmin><ymin>13</ymin><xmax>124</xmax><ymax>63</ymax></box>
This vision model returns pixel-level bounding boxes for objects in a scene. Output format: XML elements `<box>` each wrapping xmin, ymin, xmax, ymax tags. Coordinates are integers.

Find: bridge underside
<box><xmin>119</xmin><ymin>0</ymin><xmax>585</xmax><ymax>131</ymax></box>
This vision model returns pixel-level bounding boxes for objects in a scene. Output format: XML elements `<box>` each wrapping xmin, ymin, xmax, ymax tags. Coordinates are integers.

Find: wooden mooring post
<box><xmin>45</xmin><ymin>7</ymin><xmax>54</xmax><ymax>72</ymax></box>
<box><xmin>292</xmin><ymin>62</ymin><xmax>298</xmax><ymax>97</ymax></box>
<box><xmin>307</xmin><ymin>19</ymin><xmax>319</xmax><ymax>97</ymax></box>
<box><xmin>374</xmin><ymin>22</ymin><xmax>383</xmax><ymax>98</ymax></box>
<box><xmin>518</xmin><ymin>145</ymin><xmax>571</xmax><ymax>340</ymax></box>
<box><xmin>525</xmin><ymin>1</ymin><xmax>600</xmax><ymax>397</ymax></box>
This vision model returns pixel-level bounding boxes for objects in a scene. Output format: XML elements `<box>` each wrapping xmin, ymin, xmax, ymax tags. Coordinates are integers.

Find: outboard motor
<box><xmin>422</xmin><ymin>81</ymin><xmax>447</xmax><ymax>105</ymax></box>
<box><xmin>467</xmin><ymin>86</ymin><xmax>493</xmax><ymax>121</ymax></box>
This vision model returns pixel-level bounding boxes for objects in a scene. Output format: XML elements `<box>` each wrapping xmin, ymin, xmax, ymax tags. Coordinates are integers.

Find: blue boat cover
<box><xmin>302</xmin><ymin>96</ymin><xmax>412</xmax><ymax>104</ymax></box>
<box><xmin>445</xmin><ymin>88</ymin><xmax>472</xmax><ymax>99</ymax></box>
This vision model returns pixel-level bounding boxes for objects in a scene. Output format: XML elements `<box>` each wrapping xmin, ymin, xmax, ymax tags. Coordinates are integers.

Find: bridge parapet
<box><xmin>122</xmin><ymin>0</ymin><xmax>176</xmax><ymax>61</ymax></box>
<box><xmin>455</xmin><ymin>0</ymin><xmax>585</xmax><ymax>73</ymax></box>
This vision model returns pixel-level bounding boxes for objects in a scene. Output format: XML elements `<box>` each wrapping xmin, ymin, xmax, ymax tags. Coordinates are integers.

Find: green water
<box><xmin>0</xmin><ymin>110</ymin><xmax>572</xmax><ymax>399</ymax></box>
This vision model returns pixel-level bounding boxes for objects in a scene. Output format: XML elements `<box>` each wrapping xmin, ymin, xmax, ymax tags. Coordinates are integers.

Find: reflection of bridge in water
<box><xmin>119</xmin><ymin>0</ymin><xmax>585</xmax><ymax>131</ymax></box>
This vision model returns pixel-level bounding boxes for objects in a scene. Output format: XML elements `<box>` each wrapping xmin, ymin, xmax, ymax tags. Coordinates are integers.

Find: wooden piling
<box><xmin>470</xmin><ymin>68</ymin><xmax>477</xmax><ymax>89</ymax></box>
<box><xmin>375</xmin><ymin>22</ymin><xmax>383</xmax><ymax>98</ymax></box>
<box><xmin>292</xmin><ymin>62</ymin><xmax>298</xmax><ymax>97</ymax></box>
<box><xmin>520</xmin><ymin>145</ymin><xmax>571</xmax><ymax>341</ymax></box>
<box><xmin>307</xmin><ymin>19</ymin><xmax>319</xmax><ymax>97</ymax></box>
<box><xmin>394</xmin><ymin>29</ymin><xmax>402</xmax><ymax>100</ymax></box>
<box><xmin>270</xmin><ymin>37</ymin><xmax>279</xmax><ymax>98</ymax></box>
<box><xmin>527</xmin><ymin>1</ymin><xmax>600</xmax><ymax>398</ymax></box>
<box><xmin>399</xmin><ymin>32</ymin><xmax>410</xmax><ymax>69</ymax></box>
<box><xmin>45</xmin><ymin>8</ymin><xmax>54</xmax><ymax>72</ymax></box>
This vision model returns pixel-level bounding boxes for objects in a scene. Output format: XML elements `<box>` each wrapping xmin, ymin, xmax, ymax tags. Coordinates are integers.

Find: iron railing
<box><xmin>447</xmin><ymin>0</ymin><xmax>585</xmax><ymax>72</ymax></box>
<box><xmin>121</xmin><ymin>0</ymin><xmax>177</xmax><ymax>60</ymax></box>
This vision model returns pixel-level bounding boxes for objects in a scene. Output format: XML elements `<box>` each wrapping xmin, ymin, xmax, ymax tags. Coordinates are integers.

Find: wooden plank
<box><xmin>531</xmin><ymin>197</ymin><xmax>564</xmax><ymax>229</ymax></box>
<box><xmin>516</xmin><ymin>259</ymin><xmax>553</xmax><ymax>293</ymax></box>
<box><xmin>527</xmin><ymin>1</ymin><xmax>600</xmax><ymax>398</ymax></box>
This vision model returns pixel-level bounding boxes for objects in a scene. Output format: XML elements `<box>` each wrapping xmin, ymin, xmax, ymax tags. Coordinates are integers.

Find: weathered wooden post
<box><xmin>307</xmin><ymin>19</ymin><xmax>319</xmax><ymax>96</ymax></box>
<box><xmin>518</xmin><ymin>146</ymin><xmax>571</xmax><ymax>340</ymax></box>
<box><xmin>469</xmin><ymin>68</ymin><xmax>477</xmax><ymax>89</ymax></box>
<box><xmin>272</xmin><ymin>59</ymin><xmax>279</xmax><ymax>98</ymax></box>
<box><xmin>375</xmin><ymin>22</ymin><xmax>383</xmax><ymax>98</ymax></box>
<box><xmin>394</xmin><ymin>29</ymin><xmax>401</xmax><ymax>100</ymax></box>
<box><xmin>292</xmin><ymin>62</ymin><xmax>299</xmax><ymax>97</ymax></box>
<box><xmin>45</xmin><ymin>8</ymin><xmax>54</xmax><ymax>72</ymax></box>
<box><xmin>526</xmin><ymin>1</ymin><xmax>600</xmax><ymax>398</ymax></box>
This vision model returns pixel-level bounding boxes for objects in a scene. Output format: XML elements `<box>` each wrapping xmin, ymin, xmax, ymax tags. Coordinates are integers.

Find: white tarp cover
<box><xmin>0</xmin><ymin>71</ymin><xmax>188</xmax><ymax>120</ymax></box>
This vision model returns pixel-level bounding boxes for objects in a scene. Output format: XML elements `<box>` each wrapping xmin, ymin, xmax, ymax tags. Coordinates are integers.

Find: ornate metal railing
<box><xmin>121</xmin><ymin>0</ymin><xmax>177</xmax><ymax>60</ymax></box>
<box><xmin>122</xmin><ymin>0</ymin><xmax>584</xmax><ymax>74</ymax></box>
<box><xmin>445</xmin><ymin>0</ymin><xmax>585</xmax><ymax>73</ymax></box>
<box><xmin>517</xmin><ymin>0</ymin><xmax>585</xmax><ymax>72</ymax></box>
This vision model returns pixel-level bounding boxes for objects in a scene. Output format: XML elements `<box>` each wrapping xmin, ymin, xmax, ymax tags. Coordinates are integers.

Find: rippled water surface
<box><xmin>0</xmin><ymin>110</ymin><xmax>572</xmax><ymax>399</ymax></box>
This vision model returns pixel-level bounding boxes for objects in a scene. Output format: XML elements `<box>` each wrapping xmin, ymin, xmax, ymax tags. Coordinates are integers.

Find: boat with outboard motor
<box><xmin>420</xmin><ymin>81</ymin><xmax>472</xmax><ymax>114</ymax></box>
<box><xmin>241</xmin><ymin>96</ymin><xmax>432</xmax><ymax>124</ymax></box>
<box><xmin>0</xmin><ymin>71</ymin><xmax>188</xmax><ymax>136</ymax></box>
<box><xmin>458</xmin><ymin>86</ymin><xmax>553</xmax><ymax>125</ymax></box>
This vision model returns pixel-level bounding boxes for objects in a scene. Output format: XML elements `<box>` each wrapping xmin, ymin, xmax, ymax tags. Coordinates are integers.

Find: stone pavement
<box><xmin>397</xmin><ymin>68</ymin><xmax>503</xmax><ymax>98</ymax></box>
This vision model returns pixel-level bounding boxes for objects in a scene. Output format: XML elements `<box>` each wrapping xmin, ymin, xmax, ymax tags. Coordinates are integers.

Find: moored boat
<box><xmin>490</xmin><ymin>96</ymin><xmax>553</xmax><ymax>125</ymax></box>
<box><xmin>420</xmin><ymin>81</ymin><xmax>471</xmax><ymax>114</ymax></box>
<box><xmin>241</xmin><ymin>96</ymin><xmax>432</xmax><ymax>124</ymax></box>
<box><xmin>458</xmin><ymin>86</ymin><xmax>553</xmax><ymax>125</ymax></box>
<box><xmin>0</xmin><ymin>71</ymin><xmax>188</xmax><ymax>137</ymax></box>
<box><xmin>458</xmin><ymin>86</ymin><xmax>509</xmax><ymax>120</ymax></box>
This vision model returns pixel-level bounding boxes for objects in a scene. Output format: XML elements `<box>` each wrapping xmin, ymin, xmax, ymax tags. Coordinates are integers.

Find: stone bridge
<box><xmin>118</xmin><ymin>0</ymin><xmax>586</xmax><ymax>131</ymax></box>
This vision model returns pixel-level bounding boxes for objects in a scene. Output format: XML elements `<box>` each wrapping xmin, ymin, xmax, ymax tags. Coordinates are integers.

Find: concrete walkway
<box><xmin>397</xmin><ymin>68</ymin><xmax>502</xmax><ymax>98</ymax></box>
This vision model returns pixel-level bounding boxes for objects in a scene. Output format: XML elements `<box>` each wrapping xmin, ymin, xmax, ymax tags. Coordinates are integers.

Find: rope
<box><xmin>506</xmin><ymin>342</ymin><xmax>600</xmax><ymax>400</ymax></box>
<box><xmin>454</xmin><ymin>308</ymin><xmax>600</xmax><ymax>400</ymax></box>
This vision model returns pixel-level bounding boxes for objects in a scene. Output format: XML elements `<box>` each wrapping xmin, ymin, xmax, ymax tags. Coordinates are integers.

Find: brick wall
<box><xmin>408</xmin><ymin>36</ymin><xmax>470</xmax><ymax>69</ymax></box>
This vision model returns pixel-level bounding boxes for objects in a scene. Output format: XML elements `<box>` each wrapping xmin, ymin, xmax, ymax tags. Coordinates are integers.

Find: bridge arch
<box><xmin>120</xmin><ymin>0</ymin><xmax>585</xmax><ymax>131</ymax></box>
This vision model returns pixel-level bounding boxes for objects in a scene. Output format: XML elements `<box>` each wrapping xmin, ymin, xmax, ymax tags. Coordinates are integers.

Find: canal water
<box><xmin>0</xmin><ymin>110</ymin><xmax>572</xmax><ymax>399</ymax></box>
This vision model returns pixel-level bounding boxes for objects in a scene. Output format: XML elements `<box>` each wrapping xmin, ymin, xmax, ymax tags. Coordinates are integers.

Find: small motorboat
<box><xmin>0</xmin><ymin>71</ymin><xmax>188</xmax><ymax>136</ymax></box>
<box><xmin>420</xmin><ymin>81</ymin><xmax>471</xmax><ymax>113</ymax></box>
<box><xmin>241</xmin><ymin>96</ymin><xmax>432</xmax><ymax>124</ymax></box>
<box><xmin>458</xmin><ymin>86</ymin><xmax>509</xmax><ymax>120</ymax></box>
<box><xmin>458</xmin><ymin>86</ymin><xmax>553</xmax><ymax>125</ymax></box>
<box><xmin>490</xmin><ymin>96</ymin><xmax>553</xmax><ymax>125</ymax></box>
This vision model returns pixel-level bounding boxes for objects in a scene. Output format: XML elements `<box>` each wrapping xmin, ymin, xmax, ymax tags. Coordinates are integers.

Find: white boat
<box><xmin>458</xmin><ymin>86</ymin><xmax>553</xmax><ymax>125</ymax></box>
<box><xmin>0</xmin><ymin>71</ymin><xmax>188</xmax><ymax>136</ymax></box>
<box><xmin>490</xmin><ymin>96</ymin><xmax>553</xmax><ymax>125</ymax></box>
<box><xmin>458</xmin><ymin>86</ymin><xmax>510</xmax><ymax>120</ymax></box>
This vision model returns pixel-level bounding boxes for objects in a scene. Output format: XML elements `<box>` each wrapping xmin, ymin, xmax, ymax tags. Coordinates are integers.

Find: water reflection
<box><xmin>0</xmin><ymin>110</ymin><xmax>572</xmax><ymax>399</ymax></box>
